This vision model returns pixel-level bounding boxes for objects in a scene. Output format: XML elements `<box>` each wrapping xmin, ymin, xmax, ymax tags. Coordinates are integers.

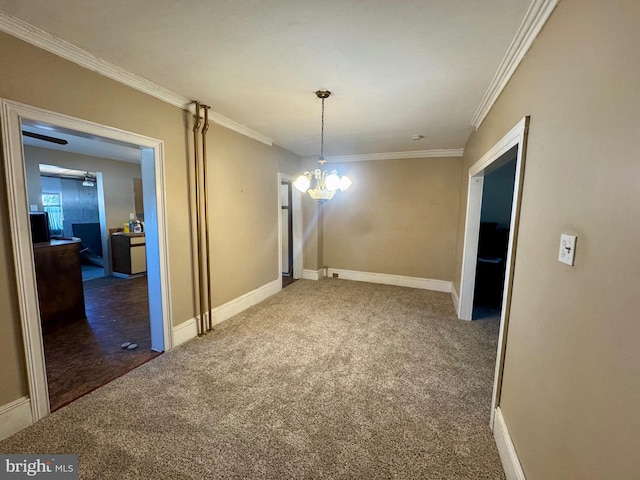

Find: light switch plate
<box><xmin>558</xmin><ymin>234</ymin><xmax>577</xmax><ymax>266</ymax></box>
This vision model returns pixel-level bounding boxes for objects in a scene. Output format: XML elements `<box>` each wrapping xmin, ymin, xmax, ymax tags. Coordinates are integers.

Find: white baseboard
<box><xmin>0</xmin><ymin>396</ymin><xmax>33</xmax><ymax>441</ymax></box>
<box><xmin>326</xmin><ymin>268</ymin><xmax>452</xmax><ymax>293</ymax></box>
<box><xmin>451</xmin><ymin>284</ymin><xmax>460</xmax><ymax>317</ymax></box>
<box><xmin>493</xmin><ymin>407</ymin><xmax>526</xmax><ymax>480</ymax></box>
<box><xmin>302</xmin><ymin>268</ymin><xmax>324</xmax><ymax>280</ymax></box>
<box><xmin>172</xmin><ymin>317</ymin><xmax>198</xmax><ymax>347</ymax></box>
<box><xmin>172</xmin><ymin>279</ymin><xmax>282</xmax><ymax>346</ymax></box>
<box><xmin>211</xmin><ymin>279</ymin><xmax>281</xmax><ymax>325</ymax></box>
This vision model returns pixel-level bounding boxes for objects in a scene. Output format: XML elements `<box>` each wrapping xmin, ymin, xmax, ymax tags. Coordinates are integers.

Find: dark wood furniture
<box><xmin>33</xmin><ymin>238</ymin><xmax>86</xmax><ymax>329</ymax></box>
<box><xmin>111</xmin><ymin>233</ymin><xmax>147</xmax><ymax>277</ymax></box>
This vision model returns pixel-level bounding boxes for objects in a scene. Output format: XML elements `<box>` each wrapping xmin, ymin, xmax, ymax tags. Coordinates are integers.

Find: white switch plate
<box><xmin>30</xmin><ymin>205</ymin><xmax>38</xmax><ymax>212</ymax></box>
<box><xmin>558</xmin><ymin>234</ymin><xmax>577</xmax><ymax>266</ymax></box>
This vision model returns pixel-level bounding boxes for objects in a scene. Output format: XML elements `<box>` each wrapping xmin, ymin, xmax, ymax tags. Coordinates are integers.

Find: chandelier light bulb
<box><xmin>325</xmin><ymin>172</ymin><xmax>341</xmax><ymax>191</ymax></box>
<box><xmin>339</xmin><ymin>176</ymin><xmax>352</xmax><ymax>191</ymax></box>
<box><xmin>294</xmin><ymin>175</ymin><xmax>310</xmax><ymax>193</ymax></box>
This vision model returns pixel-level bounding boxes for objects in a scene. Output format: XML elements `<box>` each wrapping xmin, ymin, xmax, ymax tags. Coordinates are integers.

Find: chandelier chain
<box><xmin>320</xmin><ymin>97</ymin><xmax>325</xmax><ymax>160</ymax></box>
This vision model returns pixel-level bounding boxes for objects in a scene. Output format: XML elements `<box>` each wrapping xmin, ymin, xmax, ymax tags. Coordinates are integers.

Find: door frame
<box><xmin>96</xmin><ymin>171</ymin><xmax>111</xmax><ymax>276</ymax></box>
<box><xmin>457</xmin><ymin>116</ymin><xmax>529</xmax><ymax>428</ymax></box>
<box><xmin>1</xmin><ymin>99</ymin><xmax>173</xmax><ymax>422</ymax></box>
<box><xmin>277</xmin><ymin>173</ymin><xmax>303</xmax><ymax>280</ymax></box>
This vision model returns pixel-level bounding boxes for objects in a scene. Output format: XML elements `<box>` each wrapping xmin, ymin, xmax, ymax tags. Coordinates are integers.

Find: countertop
<box><xmin>33</xmin><ymin>237</ymin><xmax>82</xmax><ymax>249</ymax></box>
<box><xmin>111</xmin><ymin>232</ymin><xmax>145</xmax><ymax>238</ymax></box>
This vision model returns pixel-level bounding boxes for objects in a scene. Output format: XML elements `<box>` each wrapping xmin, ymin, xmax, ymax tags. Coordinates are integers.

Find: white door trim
<box><xmin>0</xmin><ymin>98</ymin><xmax>172</xmax><ymax>422</ymax></box>
<box><xmin>278</xmin><ymin>173</ymin><xmax>303</xmax><ymax>281</ymax></box>
<box><xmin>96</xmin><ymin>172</ymin><xmax>112</xmax><ymax>276</ymax></box>
<box><xmin>141</xmin><ymin>147</ymin><xmax>172</xmax><ymax>352</ymax></box>
<box><xmin>459</xmin><ymin>173</ymin><xmax>485</xmax><ymax>320</ymax></box>
<box><xmin>457</xmin><ymin>116</ymin><xmax>529</xmax><ymax>429</ymax></box>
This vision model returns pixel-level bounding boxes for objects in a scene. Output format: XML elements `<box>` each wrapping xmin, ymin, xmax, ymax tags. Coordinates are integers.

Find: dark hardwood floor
<box><xmin>282</xmin><ymin>275</ymin><xmax>298</xmax><ymax>288</ymax></box>
<box><xmin>43</xmin><ymin>276</ymin><xmax>160</xmax><ymax>411</ymax></box>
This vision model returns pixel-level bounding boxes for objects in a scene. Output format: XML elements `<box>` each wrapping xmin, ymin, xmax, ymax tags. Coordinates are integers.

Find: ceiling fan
<box><xmin>22</xmin><ymin>130</ymin><xmax>68</xmax><ymax>145</ymax></box>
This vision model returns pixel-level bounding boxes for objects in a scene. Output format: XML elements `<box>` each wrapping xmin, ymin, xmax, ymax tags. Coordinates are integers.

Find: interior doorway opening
<box><xmin>472</xmin><ymin>148</ymin><xmax>517</xmax><ymax>320</ymax></box>
<box><xmin>38</xmin><ymin>163</ymin><xmax>106</xmax><ymax>282</ymax></box>
<box><xmin>457</xmin><ymin>116</ymin><xmax>529</xmax><ymax>430</ymax></box>
<box><xmin>1</xmin><ymin>99</ymin><xmax>172</xmax><ymax>422</ymax></box>
<box><xmin>22</xmin><ymin>130</ymin><xmax>161</xmax><ymax>411</ymax></box>
<box><xmin>280</xmin><ymin>179</ymin><xmax>296</xmax><ymax>287</ymax></box>
<box><xmin>278</xmin><ymin>173</ymin><xmax>303</xmax><ymax>288</ymax></box>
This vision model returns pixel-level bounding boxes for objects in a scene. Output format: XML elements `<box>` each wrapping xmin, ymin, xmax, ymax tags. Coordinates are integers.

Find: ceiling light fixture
<box><xmin>82</xmin><ymin>172</ymin><xmax>95</xmax><ymax>187</ymax></box>
<box><xmin>294</xmin><ymin>90</ymin><xmax>352</xmax><ymax>202</ymax></box>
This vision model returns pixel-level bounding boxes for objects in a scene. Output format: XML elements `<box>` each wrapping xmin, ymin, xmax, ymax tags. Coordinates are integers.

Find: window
<box><xmin>42</xmin><ymin>192</ymin><xmax>63</xmax><ymax>236</ymax></box>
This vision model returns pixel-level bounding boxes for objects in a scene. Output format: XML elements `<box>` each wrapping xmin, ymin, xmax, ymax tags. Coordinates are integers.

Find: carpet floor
<box><xmin>1</xmin><ymin>279</ymin><xmax>505</xmax><ymax>479</ymax></box>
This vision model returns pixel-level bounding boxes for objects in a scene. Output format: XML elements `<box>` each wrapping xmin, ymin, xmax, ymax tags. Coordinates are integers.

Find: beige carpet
<box><xmin>0</xmin><ymin>279</ymin><xmax>505</xmax><ymax>479</ymax></box>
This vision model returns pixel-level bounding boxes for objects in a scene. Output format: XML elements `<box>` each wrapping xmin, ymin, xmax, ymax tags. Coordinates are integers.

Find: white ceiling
<box><xmin>21</xmin><ymin>121</ymin><xmax>142</xmax><ymax>163</ymax></box>
<box><xmin>0</xmin><ymin>0</ymin><xmax>534</xmax><ymax>158</ymax></box>
<box><xmin>38</xmin><ymin>164</ymin><xmax>96</xmax><ymax>180</ymax></box>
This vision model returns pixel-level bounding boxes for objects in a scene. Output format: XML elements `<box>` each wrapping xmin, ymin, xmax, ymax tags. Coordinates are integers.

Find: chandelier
<box><xmin>294</xmin><ymin>90</ymin><xmax>352</xmax><ymax>201</ymax></box>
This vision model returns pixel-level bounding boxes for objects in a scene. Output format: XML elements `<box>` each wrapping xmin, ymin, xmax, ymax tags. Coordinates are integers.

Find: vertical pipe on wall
<box><xmin>192</xmin><ymin>102</ymin><xmax>205</xmax><ymax>336</ymax></box>
<box><xmin>201</xmin><ymin>105</ymin><xmax>213</xmax><ymax>332</ymax></box>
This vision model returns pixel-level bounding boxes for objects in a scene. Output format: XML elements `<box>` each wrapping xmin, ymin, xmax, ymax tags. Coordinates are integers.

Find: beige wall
<box><xmin>0</xmin><ymin>160</ymin><xmax>28</xmax><ymax>404</ymax></box>
<box><xmin>302</xmin><ymin>198</ymin><xmax>322</xmax><ymax>271</ymax></box>
<box><xmin>323</xmin><ymin>157</ymin><xmax>462</xmax><ymax>280</ymax></box>
<box><xmin>205</xmin><ymin>126</ymin><xmax>300</xmax><ymax>305</ymax></box>
<box><xmin>453</xmin><ymin>0</ymin><xmax>640</xmax><ymax>478</ymax></box>
<box><xmin>24</xmin><ymin>146</ymin><xmax>142</xmax><ymax>231</ymax></box>
<box><xmin>0</xmin><ymin>32</ymin><xmax>301</xmax><ymax>405</ymax></box>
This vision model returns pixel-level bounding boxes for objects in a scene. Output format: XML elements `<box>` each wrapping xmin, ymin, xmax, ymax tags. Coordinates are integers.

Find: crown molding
<box><xmin>325</xmin><ymin>149</ymin><xmax>464</xmax><ymax>163</ymax></box>
<box><xmin>0</xmin><ymin>12</ymin><xmax>273</xmax><ymax>146</ymax></box>
<box><xmin>470</xmin><ymin>0</ymin><xmax>559</xmax><ymax>129</ymax></box>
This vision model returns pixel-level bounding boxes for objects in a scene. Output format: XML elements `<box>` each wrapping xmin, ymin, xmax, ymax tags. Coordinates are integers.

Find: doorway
<box><xmin>280</xmin><ymin>179</ymin><xmax>295</xmax><ymax>287</ymax></box>
<box><xmin>36</xmin><ymin>163</ymin><xmax>106</xmax><ymax>281</ymax></box>
<box><xmin>457</xmin><ymin>117</ymin><xmax>529</xmax><ymax>429</ymax></box>
<box><xmin>278</xmin><ymin>173</ymin><xmax>303</xmax><ymax>287</ymax></box>
<box><xmin>1</xmin><ymin>99</ymin><xmax>172</xmax><ymax>422</ymax></box>
<box><xmin>472</xmin><ymin>149</ymin><xmax>517</xmax><ymax>320</ymax></box>
<box><xmin>23</xmin><ymin>137</ymin><xmax>160</xmax><ymax>411</ymax></box>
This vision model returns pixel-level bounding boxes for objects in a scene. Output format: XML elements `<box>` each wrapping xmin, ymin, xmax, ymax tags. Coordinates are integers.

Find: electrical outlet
<box><xmin>332</xmin><ymin>273</ymin><xmax>339</xmax><ymax>278</ymax></box>
<box><xmin>558</xmin><ymin>234</ymin><xmax>577</xmax><ymax>266</ymax></box>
